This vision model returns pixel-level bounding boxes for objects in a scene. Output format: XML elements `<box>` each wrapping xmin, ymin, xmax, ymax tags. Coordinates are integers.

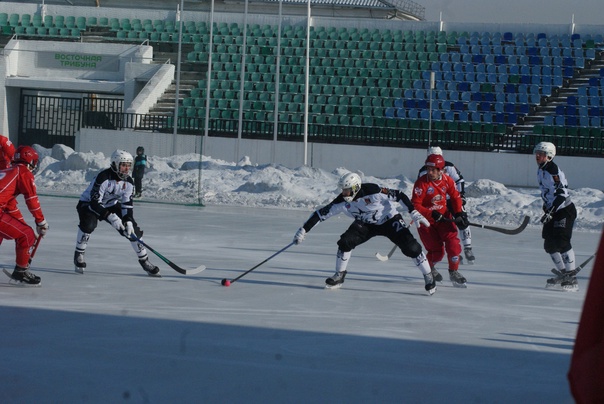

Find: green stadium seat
<box><xmin>54</xmin><ymin>15</ymin><xmax>65</xmax><ymax>28</ymax></box>
<box><xmin>65</xmin><ymin>16</ymin><xmax>75</xmax><ymax>29</ymax></box>
<box><xmin>32</xmin><ymin>15</ymin><xmax>42</xmax><ymax>28</ymax></box>
<box><xmin>8</xmin><ymin>14</ymin><xmax>19</xmax><ymax>27</ymax></box>
<box><xmin>21</xmin><ymin>14</ymin><xmax>31</xmax><ymax>27</ymax></box>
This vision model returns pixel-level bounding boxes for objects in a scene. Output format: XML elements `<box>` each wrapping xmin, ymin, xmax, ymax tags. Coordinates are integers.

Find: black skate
<box><xmin>139</xmin><ymin>257</ymin><xmax>161</xmax><ymax>277</ymax></box>
<box><xmin>430</xmin><ymin>267</ymin><xmax>443</xmax><ymax>282</ymax></box>
<box><xmin>561</xmin><ymin>276</ymin><xmax>578</xmax><ymax>291</ymax></box>
<box><xmin>4</xmin><ymin>266</ymin><xmax>41</xmax><ymax>286</ymax></box>
<box><xmin>424</xmin><ymin>273</ymin><xmax>437</xmax><ymax>295</ymax></box>
<box><xmin>449</xmin><ymin>270</ymin><xmax>467</xmax><ymax>288</ymax></box>
<box><xmin>74</xmin><ymin>250</ymin><xmax>86</xmax><ymax>274</ymax></box>
<box><xmin>325</xmin><ymin>270</ymin><xmax>346</xmax><ymax>289</ymax></box>
<box><xmin>546</xmin><ymin>271</ymin><xmax>578</xmax><ymax>292</ymax></box>
<box><xmin>464</xmin><ymin>248</ymin><xmax>475</xmax><ymax>264</ymax></box>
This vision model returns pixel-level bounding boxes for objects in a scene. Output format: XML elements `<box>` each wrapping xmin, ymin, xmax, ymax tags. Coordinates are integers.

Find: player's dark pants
<box><xmin>542</xmin><ymin>203</ymin><xmax>576</xmax><ymax>254</ymax></box>
<box><xmin>134</xmin><ymin>176</ymin><xmax>143</xmax><ymax>195</ymax></box>
<box><xmin>337</xmin><ymin>214</ymin><xmax>423</xmax><ymax>258</ymax></box>
<box><xmin>76</xmin><ymin>201</ymin><xmax>143</xmax><ymax>238</ymax></box>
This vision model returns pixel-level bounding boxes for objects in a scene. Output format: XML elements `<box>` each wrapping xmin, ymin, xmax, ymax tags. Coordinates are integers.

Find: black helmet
<box><xmin>136</xmin><ymin>146</ymin><xmax>144</xmax><ymax>154</ymax></box>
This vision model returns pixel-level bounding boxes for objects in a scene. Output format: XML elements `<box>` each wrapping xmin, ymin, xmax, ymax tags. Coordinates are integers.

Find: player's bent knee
<box><xmin>400</xmin><ymin>241</ymin><xmax>422</xmax><ymax>258</ymax></box>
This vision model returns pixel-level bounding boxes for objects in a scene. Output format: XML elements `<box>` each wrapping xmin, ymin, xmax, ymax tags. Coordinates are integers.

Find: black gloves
<box><xmin>431</xmin><ymin>210</ymin><xmax>444</xmax><ymax>222</ymax></box>
<box><xmin>454</xmin><ymin>211</ymin><xmax>470</xmax><ymax>230</ymax></box>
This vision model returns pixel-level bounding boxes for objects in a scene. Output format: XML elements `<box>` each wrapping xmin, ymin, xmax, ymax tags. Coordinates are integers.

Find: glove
<box><xmin>36</xmin><ymin>219</ymin><xmax>49</xmax><ymax>236</ymax></box>
<box><xmin>106</xmin><ymin>213</ymin><xmax>125</xmax><ymax>232</ymax></box>
<box><xmin>293</xmin><ymin>227</ymin><xmax>306</xmax><ymax>245</ymax></box>
<box><xmin>454</xmin><ymin>211</ymin><xmax>470</xmax><ymax>230</ymax></box>
<box><xmin>410</xmin><ymin>210</ymin><xmax>430</xmax><ymax>228</ymax></box>
<box><xmin>461</xmin><ymin>194</ymin><xmax>467</xmax><ymax>206</ymax></box>
<box><xmin>121</xmin><ymin>221</ymin><xmax>135</xmax><ymax>239</ymax></box>
<box><xmin>541</xmin><ymin>210</ymin><xmax>554</xmax><ymax>224</ymax></box>
<box><xmin>431</xmin><ymin>210</ymin><xmax>444</xmax><ymax>222</ymax></box>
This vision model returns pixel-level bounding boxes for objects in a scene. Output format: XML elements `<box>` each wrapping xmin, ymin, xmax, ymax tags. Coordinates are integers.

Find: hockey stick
<box><xmin>29</xmin><ymin>235</ymin><xmax>43</xmax><ymax>265</ymax></box>
<box><xmin>551</xmin><ymin>253</ymin><xmax>596</xmax><ymax>278</ymax></box>
<box><xmin>376</xmin><ymin>244</ymin><xmax>397</xmax><ymax>261</ymax></box>
<box><xmin>221</xmin><ymin>242</ymin><xmax>295</xmax><ymax>286</ymax></box>
<box><xmin>127</xmin><ymin>235</ymin><xmax>206</xmax><ymax>275</ymax></box>
<box><xmin>468</xmin><ymin>215</ymin><xmax>530</xmax><ymax>235</ymax></box>
<box><xmin>444</xmin><ymin>215</ymin><xmax>530</xmax><ymax>235</ymax></box>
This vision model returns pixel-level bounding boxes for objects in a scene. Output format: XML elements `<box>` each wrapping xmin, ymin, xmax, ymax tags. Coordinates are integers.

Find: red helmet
<box><xmin>14</xmin><ymin>145</ymin><xmax>39</xmax><ymax>172</ymax></box>
<box><xmin>425</xmin><ymin>154</ymin><xmax>445</xmax><ymax>170</ymax></box>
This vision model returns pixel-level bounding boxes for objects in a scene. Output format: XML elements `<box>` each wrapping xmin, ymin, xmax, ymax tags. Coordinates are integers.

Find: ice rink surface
<box><xmin>0</xmin><ymin>196</ymin><xmax>599</xmax><ymax>403</ymax></box>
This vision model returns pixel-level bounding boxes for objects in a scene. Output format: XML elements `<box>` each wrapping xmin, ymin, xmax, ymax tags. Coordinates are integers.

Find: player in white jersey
<box><xmin>534</xmin><ymin>142</ymin><xmax>578</xmax><ymax>291</ymax></box>
<box><xmin>418</xmin><ymin>146</ymin><xmax>475</xmax><ymax>264</ymax></box>
<box><xmin>74</xmin><ymin>150</ymin><xmax>160</xmax><ymax>277</ymax></box>
<box><xmin>292</xmin><ymin>172</ymin><xmax>437</xmax><ymax>295</ymax></box>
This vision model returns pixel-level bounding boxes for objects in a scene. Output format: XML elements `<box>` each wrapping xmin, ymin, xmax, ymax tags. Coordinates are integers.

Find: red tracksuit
<box><xmin>412</xmin><ymin>172</ymin><xmax>463</xmax><ymax>270</ymax></box>
<box><xmin>0</xmin><ymin>164</ymin><xmax>45</xmax><ymax>267</ymax></box>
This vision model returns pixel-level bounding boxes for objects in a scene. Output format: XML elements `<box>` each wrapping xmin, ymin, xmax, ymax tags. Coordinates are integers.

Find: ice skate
<box><xmin>424</xmin><ymin>273</ymin><xmax>437</xmax><ymax>295</ymax></box>
<box><xmin>464</xmin><ymin>248</ymin><xmax>475</xmax><ymax>264</ymax></box>
<box><xmin>561</xmin><ymin>276</ymin><xmax>578</xmax><ymax>292</ymax></box>
<box><xmin>546</xmin><ymin>271</ymin><xmax>578</xmax><ymax>292</ymax></box>
<box><xmin>139</xmin><ymin>257</ymin><xmax>161</xmax><ymax>277</ymax></box>
<box><xmin>546</xmin><ymin>272</ymin><xmax>565</xmax><ymax>289</ymax></box>
<box><xmin>430</xmin><ymin>266</ymin><xmax>443</xmax><ymax>282</ymax></box>
<box><xmin>449</xmin><ymin>270</ymin><xmax>467</xmax><ymax>288</ymax></box>
<box><xmin>74</xmin><ymin>250</ymin><xmax>86</xmax><ymax>274</ymax></box>
<box><xmin>325</xmin><ymin>270</ymin><xmax>346</xmax><ymax>289</ymax></box>
<box><xmin>4</xmin><ymin>265</ymin><xmax>41</xmax><ymax>286</ymax></box>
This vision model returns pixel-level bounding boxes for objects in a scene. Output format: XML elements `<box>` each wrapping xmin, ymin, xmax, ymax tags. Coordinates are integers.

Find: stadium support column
<box><xmin>173</xmin><ymin>0</ymin><xmax>184</xmax><ymax>156</ymax></box>
<box><xmin>428</xmin><ymin>71</ymin><xmax>434</xmax><ymax>149</ymax></box>
<box><xmin>303</xmin><ymin>0</ymin><xmax>311</xmax><ymax>166</ymax></box>
<box><xmin>272</xmin><ymin>0</ymin><xmax>283</xmax><ymax>165</ymax></box>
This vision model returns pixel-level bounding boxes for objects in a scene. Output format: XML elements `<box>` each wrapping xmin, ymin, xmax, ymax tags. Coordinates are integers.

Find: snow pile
<box><xmin>33</xmin><ymin>145</ymin><xmax>604</xmax><ymax>231</ymax></box>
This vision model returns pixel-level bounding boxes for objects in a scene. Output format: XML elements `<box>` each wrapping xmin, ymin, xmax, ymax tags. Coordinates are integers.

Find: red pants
<box><xmin>417</xmin><ymin>221</ymin><xmax>462</xmax><ymax>270</ymax></box>
<box><xmin>0</xmin><ymin>211</ymin><xmax>36</xmax><ymax>267</ymax></box>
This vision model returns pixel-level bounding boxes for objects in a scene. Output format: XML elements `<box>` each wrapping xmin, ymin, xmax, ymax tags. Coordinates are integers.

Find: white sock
<box><xmin>335</xmin><ymin>250</ymin><xmax>351</xmax><ymax>273</ymax></box>
<box><xmin>76</xmin><ymin>228</ymin><xmax>90</xmax><ymax>252</ymax></box>
<box><xmin>561</xmin><ymin>249</ymin><xmax>576</xmax><ymax>272</ymax></box>
<box><xmin>413</xmin><ymin>252</ymin><xmax>431</xmax><ymax>275</ymax></box>
<box><xmin>549</xmin><ymin>252</ymin><xmax>565</xmax><ymax>271</ymax></box>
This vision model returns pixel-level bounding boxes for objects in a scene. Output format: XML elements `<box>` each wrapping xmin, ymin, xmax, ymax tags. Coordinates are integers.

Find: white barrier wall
<box><xmin>79</xmin><ymin>128</ymin><xmax>604</xmax><ymax>189</ymax></box>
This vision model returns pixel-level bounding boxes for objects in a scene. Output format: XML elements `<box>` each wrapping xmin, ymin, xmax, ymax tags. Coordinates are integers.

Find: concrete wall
<box><xmin>79</xmin><ymin>128</ymin><xmax>604</xmax><ymax>190</ymax></box>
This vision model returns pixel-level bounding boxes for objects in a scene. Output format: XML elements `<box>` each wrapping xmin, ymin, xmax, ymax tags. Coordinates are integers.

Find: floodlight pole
<box><xmin>172</xmin><ymin>0</ymin><xmax>184</xmax><ymax>156</ymax></box>
<box><xmin>303</xmin><ymin>0</ymin><xmax>310</xmax><ymax>166</ymax></box>
<box><xmin>428</xmin><ymin>71</ymin><xmax>434</xmax><ymax>149</ymax></box>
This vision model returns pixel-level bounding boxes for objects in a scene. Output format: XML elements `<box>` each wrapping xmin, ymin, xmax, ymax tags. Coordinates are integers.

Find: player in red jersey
<box><xmin>0</xmin><ymin>136</ymin><xmax>15</xmax><ymax>170</ymax></box>
<box><xmin>0</xmin><ymin>145</ymin><xmax>48</xmax><ymax>285</ymax></box>
<box><xmin>412</xmin><ymin>154</ymin><xmax>469</xmax><ymax>288</ymax></box>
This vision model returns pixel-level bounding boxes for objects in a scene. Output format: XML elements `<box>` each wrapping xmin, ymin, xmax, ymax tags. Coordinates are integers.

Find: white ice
<box><xmin>0</xmin><ymin>145</ymin><xmax>602</xmax><ymax>403</ymax></box>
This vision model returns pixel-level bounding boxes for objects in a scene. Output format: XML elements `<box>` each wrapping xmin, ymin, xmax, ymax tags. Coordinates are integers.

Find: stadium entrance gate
<box><xmin>18</xmin><ymin>92</ymin><xmax>123</xmax><ymax>148</ymax></box>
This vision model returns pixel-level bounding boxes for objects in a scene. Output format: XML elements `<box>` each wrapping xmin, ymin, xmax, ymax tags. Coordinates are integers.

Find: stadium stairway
<box><xmin>514</xmin><ymin>49</ymin><xmax>604</xmax><ymax>138</ymax></box>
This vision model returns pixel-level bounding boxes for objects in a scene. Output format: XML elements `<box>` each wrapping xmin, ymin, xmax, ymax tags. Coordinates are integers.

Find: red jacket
<box><xmin>411</xmin><ymin>173</ymin><xmax>463</xmax><ymax>225</ymax></box>
<box><xmin>0</xmin><ymin>163</ymin><xmax>45</xmax><ymax>224</ymax></box>
<box><xmin>0</xmin><ymin>136</ymin><xmax>15</xmax><ymax>170</ymax></box>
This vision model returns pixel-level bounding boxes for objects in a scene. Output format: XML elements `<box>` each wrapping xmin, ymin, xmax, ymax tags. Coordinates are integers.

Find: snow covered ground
<box><xmin>0</xmin><ymin>145</ymin><xmax>602</xmax><ymax>403</ymax></box>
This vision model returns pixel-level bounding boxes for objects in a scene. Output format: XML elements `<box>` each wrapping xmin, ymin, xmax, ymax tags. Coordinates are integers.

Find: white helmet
<box><xmin>533</xmin><ymin>141</ymin><xmax>556</xmax><ymax>161</ymax></box>
<box><xmin>110</xmin><ymin>149</ymin><xmax>134</xmax><ymax>179</ymax></box>
<box><xmin>338</xmin><ymin>172</ymin><xmax>361</xmax><ymax>202</ymax></box>
<box><xmin>427</xmin><ymin>146</ymin><xmax>443</xmax><ymax>156</ymax></box>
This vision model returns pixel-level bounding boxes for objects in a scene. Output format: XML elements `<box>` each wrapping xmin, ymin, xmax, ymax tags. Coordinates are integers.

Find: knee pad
<box><xmin>400</xmin><ymin>240</ymin><xmax>422</xmax><ymax>258</ymax></box>
<box><xmin>337</xmin><ymin>235</ymin><xmax>356</xmax><ymax>252</ymax></box>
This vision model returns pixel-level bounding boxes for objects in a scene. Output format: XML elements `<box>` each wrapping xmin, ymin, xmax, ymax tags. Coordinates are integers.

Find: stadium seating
<box><xmin>1</xmin><ymin>11</ymin><xmax>602</xmax><ymax>154</ymax></box>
